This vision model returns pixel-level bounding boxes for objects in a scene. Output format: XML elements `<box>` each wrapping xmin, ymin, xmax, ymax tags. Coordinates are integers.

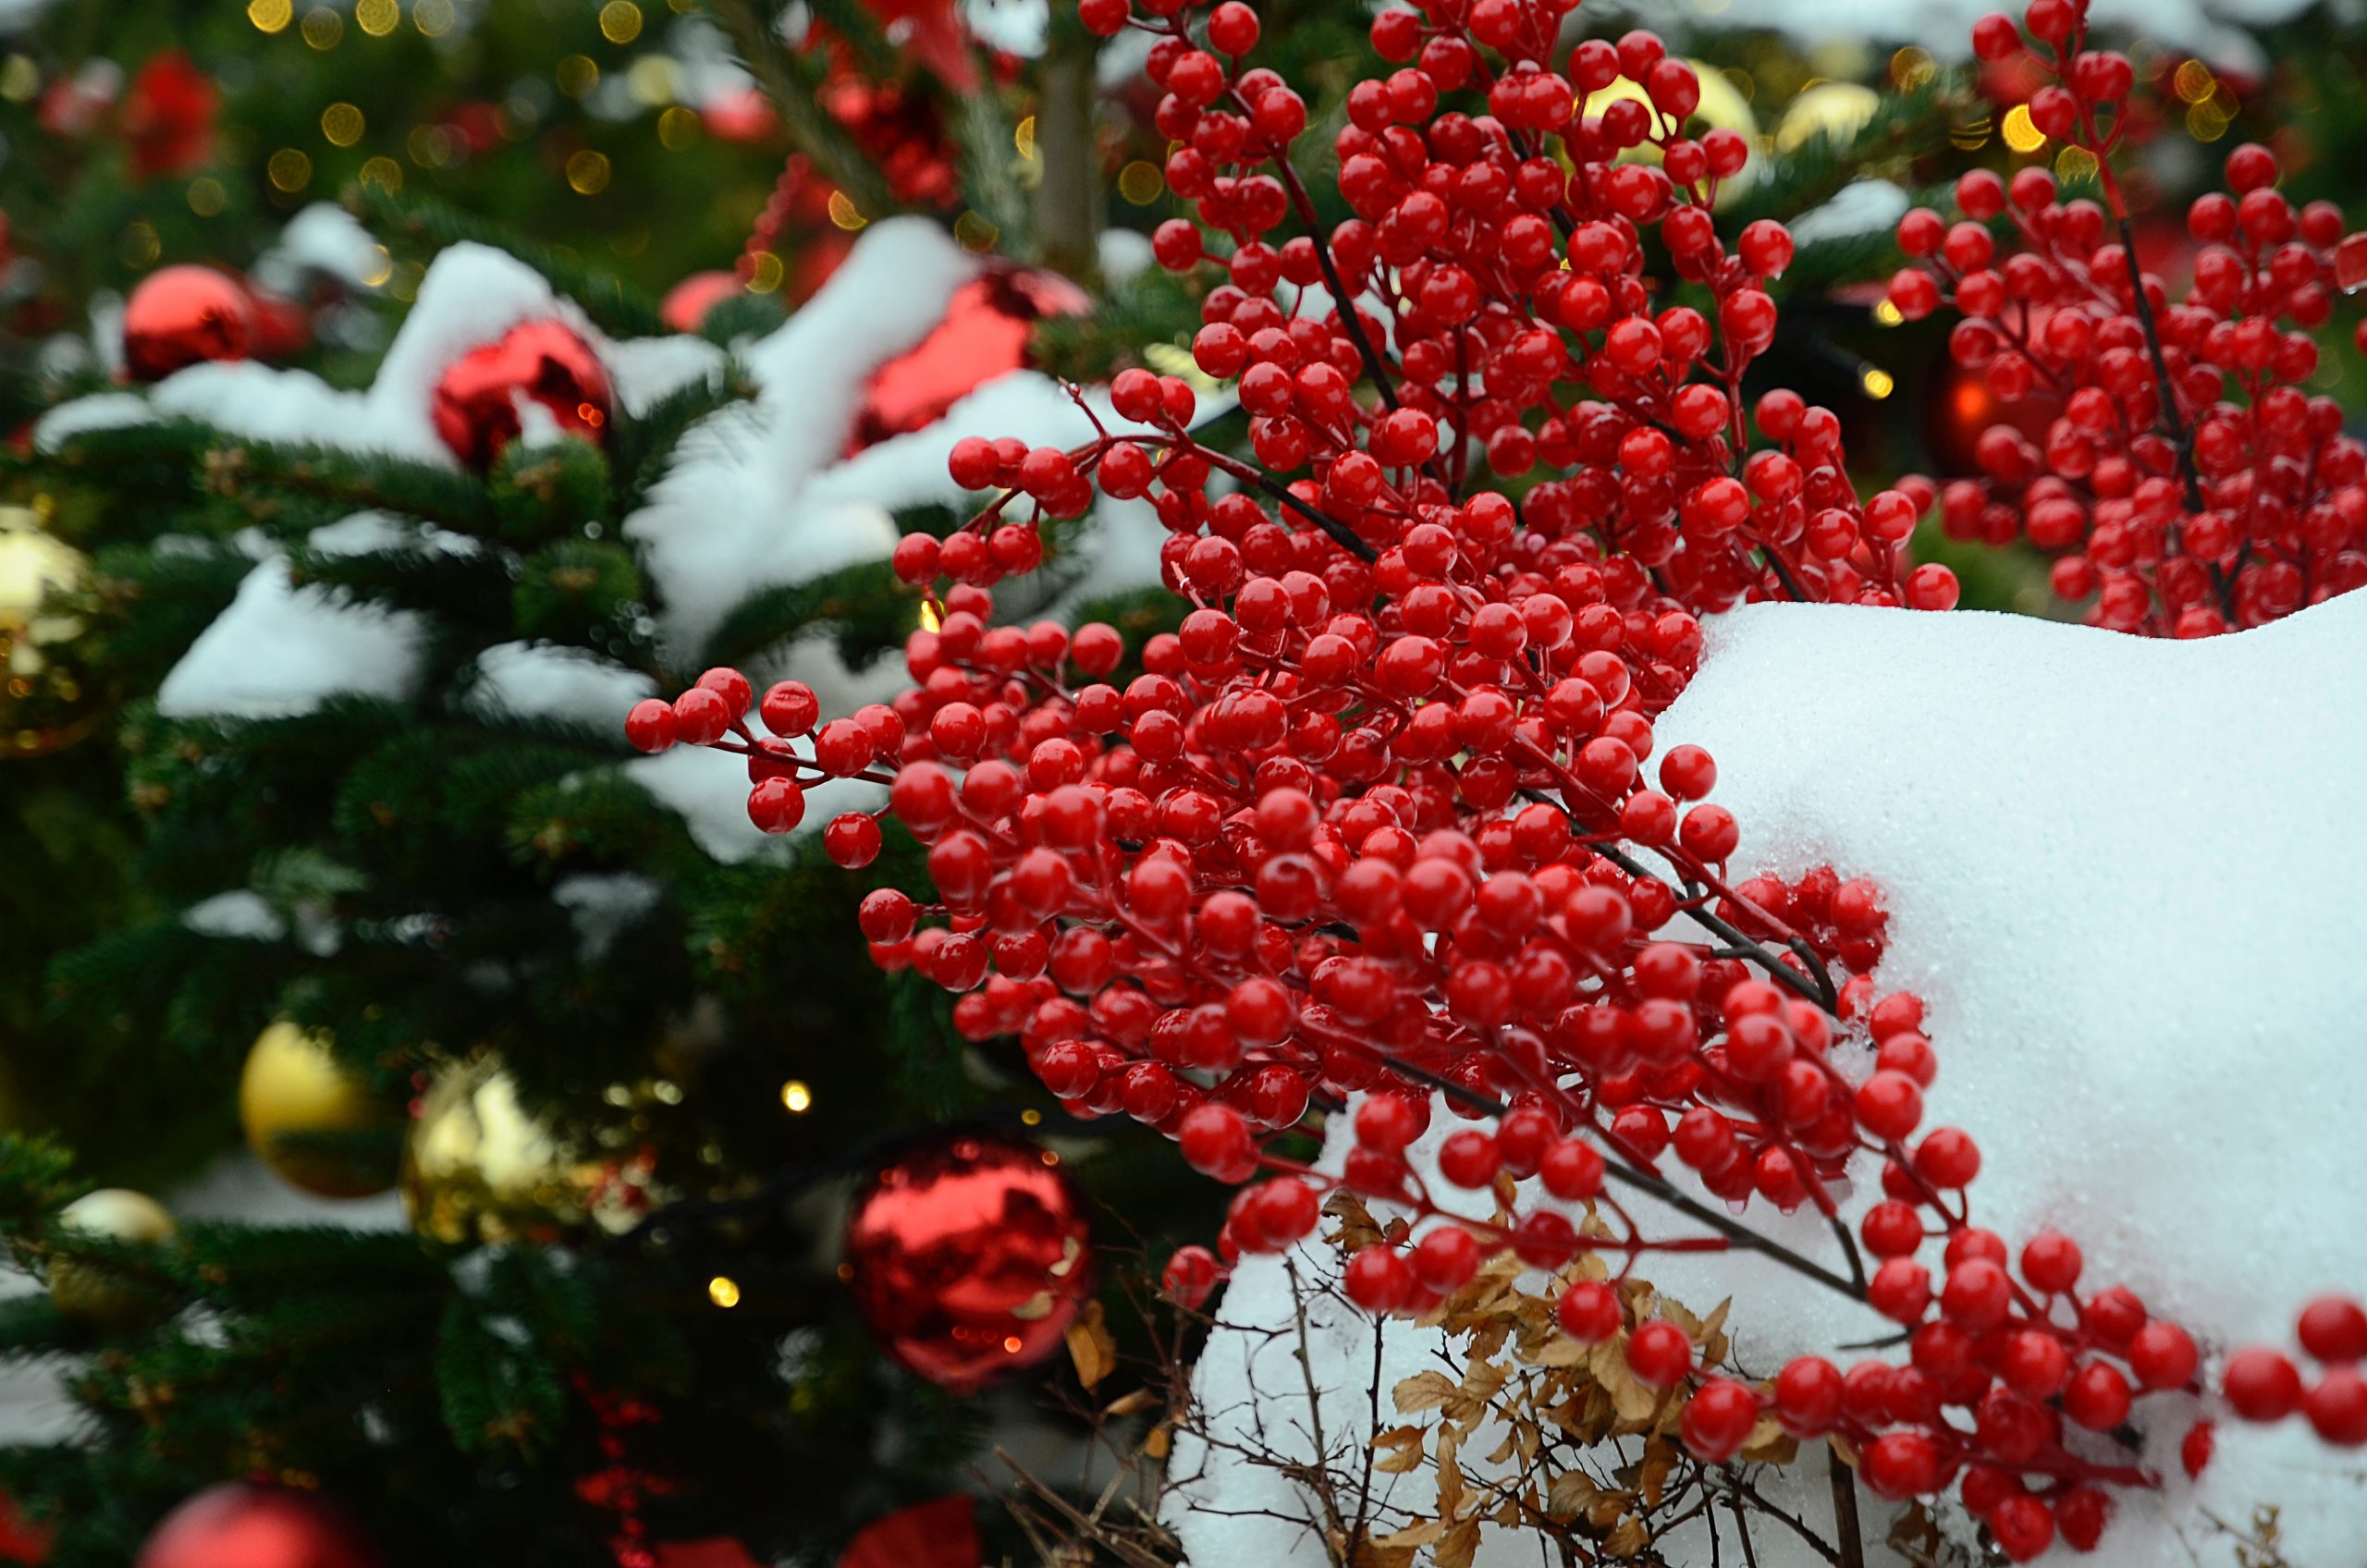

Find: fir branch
<box><xmin>708</xmin><ymin>0</ymin><xmax>900</xmax><ymax>220</ymax></box>
<box><xmin>609</xmin><ymin>366</ymin><xmax>758</xmax><ymax>519</ymax></box>
<box><xmin>350</xmin><ymin>186</ymin><xmax>669</xmax><ymax>338</ymax></box>
<box><xmin>697</xmin><ymin>557</ymin><xmax>914</xmax><ymax>672</ymax></box>
<box><xmin>56</xmin><ymin>421</ymin><xmax>497</xmax><ymax>536</ymax></box>
<box><xmin>287</xmin><ymin>541</ymin><xmax>517</xmax><ymax>628</ymax></box>
<box><xmin>1723</xmin><ymin>75</ymin><xmax>1966</xmax><ymax>232</ymax></box>
<box><xmin>950</xmin><ymin>87</ymin><xmax>1035</xmax><ymax>263</ymax></box>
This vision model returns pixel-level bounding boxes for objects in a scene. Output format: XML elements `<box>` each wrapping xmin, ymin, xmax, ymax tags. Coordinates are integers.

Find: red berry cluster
<box><xmin>1889</xmin><ymin>0</ymin><xmax>2367</xmax><ymax>635</ymax></box>
<box><xmin>615</xmin><ymin>0</ymin><xmax>2367</xmax><ymax>1550</ymax></box>
<box><xmin>2222</xmin><ymin>1293</ymin><xmax>2367</xmax><ymax>1447</ymax></box>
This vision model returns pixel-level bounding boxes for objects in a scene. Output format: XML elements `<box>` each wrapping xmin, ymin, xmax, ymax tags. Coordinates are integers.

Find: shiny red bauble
<box><xmin>848</xmin><ymin>269</ymin><xmax>1089</xmax><ymax>453</ymax></box>
<box><xmin>842</xmin><ymin>1133</ymin><xmax>1093</xmax><ymax>1392</ymax></box>
<box><xmin>429</xmin><ymin>320</ymin><xmax>613</xmax><ymax>470</ymax></box>
<box><xmin>122</xmin><ymin>266</ymin><xmax>252</xmax><ymax>383</ymax></box>
<box><xmin>661</xmin><ymin>271</ymin><xmax>743</xmax><ymax>335</ymax></box>
<box><xmin>136</xmin><ymin>1484</ymin><xmax>378</xmax><ymax>1568</ymax></box>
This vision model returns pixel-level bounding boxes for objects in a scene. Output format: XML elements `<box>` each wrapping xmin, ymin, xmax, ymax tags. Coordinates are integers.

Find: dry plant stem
<box><xmin>997</xmin><ymin>1447</ymin><xmax>1177</xmax><ymax>1568</ymax></box>
<box><xmin>1282</xmin><ymin>1255</ymin><xmax>1355</xmax><ymax>1567</ymax></box>
<box><xmin>1826</xmin><ymin>1441</ymin><xmax>1867</xmax><ymax>1568</ymax></box>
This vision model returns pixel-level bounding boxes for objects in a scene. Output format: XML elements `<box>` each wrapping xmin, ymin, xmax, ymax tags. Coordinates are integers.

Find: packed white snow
<box><xmin>1170</xmin><ymin>593</ymin><xmax>2367</xmax><ymax>1567</ymax></box>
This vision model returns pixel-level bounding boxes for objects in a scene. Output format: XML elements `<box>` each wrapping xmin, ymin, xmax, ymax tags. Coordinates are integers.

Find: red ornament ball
<box><xmin>842</xmin><ymin>1132</ymin><xmax>1094</xmax><ymax>1392</ymax></box>
<box><xmin>430</xmin><ymin>320</ymin><xmax>613</xmax><ymax>470</ymax></box>
<box><xmin>137</xmin><ymin>1484</ymin><xmax>378</xmax><ymax>1568</ymax></box>
<box><xmin>848</xmin><ymin>269</ymin><xmax>1090</xmax><ymax>453</ymax></box>
<box><xmin>662</xmin><ymin>271</ymin><xmax>744</xmax><ymax>335</ymax></box>
<box><xmin>122</xmin><ymin>266</ymin><xmax>252</xmax><ymax>383</ymax></box>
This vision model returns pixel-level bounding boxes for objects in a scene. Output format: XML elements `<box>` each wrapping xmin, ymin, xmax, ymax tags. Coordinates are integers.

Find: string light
<box><xmin>598</xmin><ymin>1</ymin><xmax>644</xmax><ymax>43</ymax></box>
<box><xmin>1871</xmin><ymin>299</ymin><xmax>1904</xmax><ymax>326</ymax></box>
<box><xmin>707</xmin><ymin>1276</ymin><xmax>742</xmax><ymax>1308</ymax></box>
<box><xmin>779</xmin><ymin>1080</ymin><xmax>812</xmax><ymax>1113</ymax></box>
<box><xmin>2001</xmin><ymin>104</ymin><xmax>2046</xmax><ymax>153</ymax></box>
<box><xmin>267</xmin><ymin>148</ymin><xmax>313</xmax><ymax>191</ymax></box>
<box><xmin>321</xmin><ymin>102</ymin><xmax>364</xmax><ymax>147</ymax></box>
<box><xmin>1860</xmin><ymin>366</ymin><xmax>1896</xmax><ymax>400</ymax></box>
<box><xmin>356</xmin><ymin>0</ymin><xmax>398</xmax><ymax>35</ymax></box>
<box><xmin>566</xmin><ymin>150</ymin><xmax>612</xmax><ymax>195</ymax></box>
<box><xmin>249</xmin><ymin>0</ymin><xmax>292</xmax><ymax>31</ymax></box>
<box><xmin>300</xmin><ymin>5</ymin><xmax>342</xmax><ymax>47</ymax></box>
<box><xmin>952</xmin><ymin>211</ymin><xmax>999</xmax><ymax>252</ymax></box>
<box><xmin>1118</xmin><ymin>161</ymin><xmax>1164</xmax><ymax>203</ymax></box>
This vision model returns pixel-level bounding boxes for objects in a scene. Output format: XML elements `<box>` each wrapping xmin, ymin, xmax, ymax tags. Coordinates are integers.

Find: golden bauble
<box><xmin>401</xmin><ymin>1058</ymin><xmax>674</xmax><ymax>1244</ymax></box>
<box><xmin>50</xmin><ymin>1187</ymin><xmax>177</xmax><ymax>1328</ymax></box>
<box><xmin>239</xmin><ymin>1022</ymin><xmax>403</xmax><ymax>1199</ymax></box>
<box><xmin>1774</xmin><ymin>80</ymin><xmax>1883</xmax><ymax>155</ymax></box>
<box><xmin>0</xmin><ymin>505</ymin><xmax>104</xmax><ymax>760</ymax></box>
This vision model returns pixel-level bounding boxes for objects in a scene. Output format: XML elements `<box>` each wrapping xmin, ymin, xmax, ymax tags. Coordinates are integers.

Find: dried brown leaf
<box><xmin>1437</xmin><ymin>1518</ymin><xmax>1482</xmax><ymax>1568</ymax></box>
<box><xmin>1393</xmin><ymin>1369</ymin><xmax>1456</xmax><ymax>1415</ymax></box>
<box><xmin>1603</xmin><ymin>1513</ymin><xmax>1650</xmax><ymax>1558</ymax></box>
<box><xmin>1324</xmin><ymin>1189</ymin><xmax>1384</xmax><ymax>1253</ymax></box>
<box><xmin>1738</xmin><ymin>1414</ymin><xmax>1797</xmax><ymax>1466</ymax></box>
<box><xmin>1370</xmin><ymin>1520</ymin><xmax>1446</xmax><ymax>1550</ymax></box>
<box><xmin>1435</xmin><ymin>1427</ymin><xmax>1466</xmax><ymax>1518</ymax></box>
<box><xmin>1547</xmin><ymin>1469</ymin><xmax>1608</xmax><ymax>1518</ymax></box>
<box><xmin>1638</xmin><ymin>1439</ymin><xmax>1678</xmax><ymax>1509</ymax></box>
<box><xmin>1099</xmin><ymin>1386</ymin><xmax>1158</xmax><ymax>1420</ymax></box>
<box><xmin>1372</xmin><ymin>1424</ymin><xmax>1427</xmax><ymax>1475</ymax></box>
<box><xmin>1064</xmin><ymin>1300</ymin><xmax>1116</xmax><ymax>1392</ymax></box>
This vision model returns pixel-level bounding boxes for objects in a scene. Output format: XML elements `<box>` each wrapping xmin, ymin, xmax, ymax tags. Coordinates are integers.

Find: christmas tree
<box><xmin>2</xmin><ymin>0</ymin><xmax>2364</xmax><ymax>1563</ymax></box>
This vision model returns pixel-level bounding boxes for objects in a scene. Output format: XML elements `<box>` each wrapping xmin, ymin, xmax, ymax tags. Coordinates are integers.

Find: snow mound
<box><xmin>1171</xmin><ymin>594</ymin><xmax>2367</xmax><ymax>1566</ymax></box>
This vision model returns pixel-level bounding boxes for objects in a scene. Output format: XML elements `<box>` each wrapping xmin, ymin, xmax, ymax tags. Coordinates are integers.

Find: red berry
<box><xmin>1344</xmin><ymin>1244</ymin><xmax>1413</xmax><ymax>1312</ymax></box>
<box><xmin>1625</xmin><ymin>1319</ymin><xmax>1693</xmax><ymax>1387</ymax></box>
<box><xmin>2129</xmin><ymin>1321</ymin><xmax>2199</xmax><ymax>1390</ymax></box>
<box><xmin>2299</xmin><ymin>1294</ymin><xmax>2367</xmax><ymax>1365</ymax></box>
<box><xmin>1411</xmin><ymin>1225</ymin><xmax>1482</xmax><ymax>1293</ymax></box>
<box><xmin>1679</xmin><ymin>1378</ymin><xmax>1760</xmax><ymax>1462</ymax></box>
<box><xmin>1861</xmin><ymin>1431</ymin><xmax>1939</xmax><ymax>1500</ymax></box>
<box><xmin>747</xmin><ymin>777</ymin><xmax>805</xmax><ymax>834</ymax></box>
<box><xmin>1163</xmin><ymin>1244</ymin><xmax>1220</xmax><ymax>1307</ymax></box>
<box><xmin>2064</xmin><ymin>1361</ymin><xmax>2132</xmax><ymax>1431</ymax></box>
<box><xmin>625</xmin><ymin>697</ymin><xmax>677</xmax><ymax>753</ymax></box>
<box><xmin>2224</xmin><ymin>1347</ymin><xmax>2304</xmax><ymax>1421</ymax></box>
<box><xmin>2303</xmin><ymin>1368</ymin><xmax>2367</xmax><ymax>1446</ymax></box>
<box><xmin>1556</xmin><ymin>1280</ymin><xmax>1621</xmax><ymax>1342</ymax></box>
<box><xmin>671</xmin><ymin>685</ymin><xmax>732</xmax><ymax>746</ymax></box>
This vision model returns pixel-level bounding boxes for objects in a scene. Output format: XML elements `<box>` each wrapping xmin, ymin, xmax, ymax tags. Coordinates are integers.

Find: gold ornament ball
<box><xmin>239</xmin><ymin>1023</ymin><xmax>403</xmax><ymax>1199</ymax></box>
<box><xmin>402</xmin><ymin>1058</ymin><xmax>673</xmax><ymax>1244</ymax></box>
<box><xmin>50</xmin><ymin>1187</ymin><xmax>177</xmax><ymax>1328</ymax></box>
<box><xmin>0</xmin><ymin>506</ymin><xmax>104</xmax><ymax>760</ymax></box>
<box><xmin>1774</xmin><ymin>80</ymin><xmax>1883</xmax><ymax>155</ymax></box>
